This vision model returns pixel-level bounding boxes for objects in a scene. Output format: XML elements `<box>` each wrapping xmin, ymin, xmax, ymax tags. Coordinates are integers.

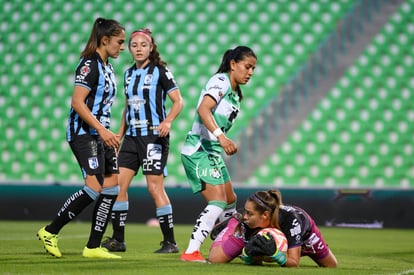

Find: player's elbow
<box><xmin>321</xmin><ymin>258</ymin><xmax>338</xmax><ymax>268</ymax></box>
<box><xmin>284</xmin><ymin>258</ymin><xmax>300</xmax><ymax>268</ymax></box>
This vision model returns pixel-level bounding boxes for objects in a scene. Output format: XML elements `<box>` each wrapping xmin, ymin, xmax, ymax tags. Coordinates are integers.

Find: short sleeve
<box><xmin>74</xmin><ymin>58</ymin><xmax>98</xmax><ymax>90</ymax></box>
<box><xmin>159</xmin><ymin>66</ymin><xmax>178</xmax><ymax>94</ymax></box>
<box><xmin>203</xmin><ymin>74</ymin><xmax>230</xmax><ymax>103</ymax></box>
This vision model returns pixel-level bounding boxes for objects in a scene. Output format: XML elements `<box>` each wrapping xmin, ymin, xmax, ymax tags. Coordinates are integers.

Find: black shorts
<box><xmin>118</xmin><ymin>135</ymin><xmax>169</xmax><ymax>176</ymax></box>
<box><xmin>69</xmin><ymin>134</ymin><xmax>119</xmax><ymax>177</ymax></box>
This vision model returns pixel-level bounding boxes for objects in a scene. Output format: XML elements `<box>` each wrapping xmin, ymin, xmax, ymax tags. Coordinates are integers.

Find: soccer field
<box><xmin>1</xmin><ymin>221</ymin><xmax>413</xmax><ymax>275</ymax></box>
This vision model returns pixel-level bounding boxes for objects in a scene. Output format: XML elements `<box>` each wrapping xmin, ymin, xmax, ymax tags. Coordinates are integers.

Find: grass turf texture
<box><xmin>1</xmin><ymin>221</ymin><xmax>414</xmax><ymax>275</ymax></box>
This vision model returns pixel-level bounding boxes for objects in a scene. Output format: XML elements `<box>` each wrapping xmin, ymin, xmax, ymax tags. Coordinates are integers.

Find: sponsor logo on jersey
<box><xmin>289</xmin><ymin>218</ymin><xmax>302</xmax><ymax>237</ymax></box>
<box><xmin>129</xmin><ymin>95</ymin><xmax>146</xmax><ymax>111</ymax></box>
<box><xmin>80</xmin><ymin>60</ymin><xmax>91</xmax><ymax>76</ymax></box>
<box><xmin>129</xmin><ymin>119</ymin><xmax>148</xmax><ymax>128</ymax></box>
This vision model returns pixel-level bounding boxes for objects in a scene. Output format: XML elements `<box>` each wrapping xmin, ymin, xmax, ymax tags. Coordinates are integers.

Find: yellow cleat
<box><xmin>82</xmin><ymin>247</ymin><xmax>122</xmax><ymax>259</ymax></box>
<box><xmin>37</xmin><ymin>227</ymin><xmax>62</xmax><ymax>258</ymax></box>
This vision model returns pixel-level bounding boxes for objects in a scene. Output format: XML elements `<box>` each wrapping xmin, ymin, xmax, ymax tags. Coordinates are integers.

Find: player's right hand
<box><xmin>98</xmin><ymin>128</ymin><xmax>121</xmax><ymax>149</ymax></box>
<box><xmin>217</xmin><ymin>135</ymin><xmax>237</xmax><ymax>155</ymax></box>
<box><xmin>268</xmin><ymin>250</ymin><xmax>287</xmax><ymax>266</ymax></box>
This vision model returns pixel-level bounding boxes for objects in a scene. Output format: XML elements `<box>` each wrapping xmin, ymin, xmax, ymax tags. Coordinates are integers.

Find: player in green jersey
<box><xmin>180</xmin><ymin>46</ymin><xmax>257</xmax><ymax>263</ymax></box>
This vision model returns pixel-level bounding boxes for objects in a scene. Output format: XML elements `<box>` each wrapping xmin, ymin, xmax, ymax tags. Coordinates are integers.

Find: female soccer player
<box><xmin>180</xmin><ymin>46</ymin><xmax>257</xmax><ymax>263</ymax></box>
<box><xmin>102</xmin><ymin>28</ymin><xmax>183</xmax><ymax>253</ymax></box>
<box><xmin>208</xmin><ymin>190</ymin><xmax>338</xmax><ymax>268</ymax></box>
<box><xmin>37</xmin><ymin>17</ymin><xmax>125</xmax><ymax>259</ymax></box>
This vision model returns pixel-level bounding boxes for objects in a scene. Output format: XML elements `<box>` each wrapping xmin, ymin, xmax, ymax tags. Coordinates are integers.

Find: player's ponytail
<box><xmin>81</xmin><ymin>17</ymin><xmax>124</xmax><ymax>58</ymax></box>
<box><xmin>216</xmin><ymin>46</ymin><xmax>257</xmax><ymax>102</ymax></box>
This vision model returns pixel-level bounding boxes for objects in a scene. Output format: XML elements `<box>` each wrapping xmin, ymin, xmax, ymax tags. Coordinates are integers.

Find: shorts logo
<box><xmin>210</xmin><ymin>168</ymin><xmax>221</xmax><ymax>179</ymax></box>
<box><xmin>147</xmin><ymin>143</ymin><xmax>162</xmax><ymax>160</ymax></box>
<box><xmin>88</xmin><ymin>157</ymin><xmax>99</xmax><ymax>169</ymax></box>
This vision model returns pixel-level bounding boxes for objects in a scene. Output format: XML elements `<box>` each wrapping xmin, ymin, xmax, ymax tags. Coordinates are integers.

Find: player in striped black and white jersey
<box><xmin>37</xmin><ymin>17</ymin><xmax>125</xmax><ymax>259</ymax></box>
<box><xmin>180</xmin><ymin>46</ymin><xmax>257</xmax><ymax>262</ymax></box>
<box><xmin>103</xmin><ymin>28</ymin><xmax>183</xmax><ymax>254</ymax></box>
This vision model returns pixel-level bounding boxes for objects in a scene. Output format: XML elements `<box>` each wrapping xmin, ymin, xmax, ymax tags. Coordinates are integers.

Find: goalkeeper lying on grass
<box><xmin>208</xmin><ymin>190</ymin><xmax>338</xmax><ymax>268</ymax></box>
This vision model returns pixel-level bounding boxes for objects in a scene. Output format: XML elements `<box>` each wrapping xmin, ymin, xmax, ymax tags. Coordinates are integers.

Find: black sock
<box><xmin>111</xmin><ymin>210</ymin><xmax>128</xmax><ymax>242</ymax></box>
<box><xmin>158</xmin><ymin>214</ymin><xmax>175</xmax><ymax>244</ymax></box>
<box><xmin>86</xmin><ymin>193</ymin><xmax>117</xmax><ymax>248</ymax></box>
<box><xmin>46</xmin><ymin>189</ymin><xmax>94</xmax><ymax>234</ymax></box>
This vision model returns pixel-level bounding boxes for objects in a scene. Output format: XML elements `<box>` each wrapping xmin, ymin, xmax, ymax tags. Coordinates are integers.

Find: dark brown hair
<box><xmin>128</xmin><ymin>28</ymin><xmax>167</xmax><ymax>67</ymax></box>
<box><xmin>247</xmin><ymin>190</ymin><xmax>283</xmax><ymax>229</ymax></box>
<box><xmin>216</xmin><ymin>46</ymin><xmax>257</xmax><ymax>101</ymax></box>
<box><xmin>81</xmin><ymin>17</ymin><xmax>124</xmax><ymax>58</ymax></box>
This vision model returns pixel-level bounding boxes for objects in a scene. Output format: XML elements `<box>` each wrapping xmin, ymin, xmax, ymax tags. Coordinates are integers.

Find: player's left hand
<box><xmin>268</xmin><ymin>250</ymin><xmax>287</xmax><ymax>266</ymax></box>
<box><xmin>156</xmin><ymin>121</ymin><xmax>171</xmax><ymax>137</ymax></box>
<box><xmin>244</xmin><ymin>232</ymin><xmax>277</xmax><ymax>257</ymax></box>
<box><xmin>240</xmin><ymin>248</ymin><xmax>255</xmax><ymax>265</ymax></box>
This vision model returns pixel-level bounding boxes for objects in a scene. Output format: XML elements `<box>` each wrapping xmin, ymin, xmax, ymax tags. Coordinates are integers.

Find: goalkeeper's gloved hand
<box><xmin>244</xmin><ymin>232</ymin><xmax>277</xmax><ymax>257</ymax></box>
<box><xmin>268</xmin><ymin>250</ymin><xmax>287</xmax><ymax>266</ymax></box>
<box><xmin>240</xmin><ymin>248</ymin><xmax>255</xmax><ymax>265</ymax></box>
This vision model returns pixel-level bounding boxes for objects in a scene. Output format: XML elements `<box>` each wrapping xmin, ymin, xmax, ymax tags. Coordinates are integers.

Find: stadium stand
<box><xmin>1</xmin><ymin>0</ymin><xmax>411</xmax><ymax>190</ymax></box>
<box><xmin>247</xmin><ymin>1</ymin><xmax>414</xmax><ymax>189</ymax></box>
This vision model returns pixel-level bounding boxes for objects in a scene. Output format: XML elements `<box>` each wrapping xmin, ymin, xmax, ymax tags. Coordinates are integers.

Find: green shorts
<box><xmin>181</xmin><ymin>150</ymin><xmax>231</xmax><ymax>194</ymax></box>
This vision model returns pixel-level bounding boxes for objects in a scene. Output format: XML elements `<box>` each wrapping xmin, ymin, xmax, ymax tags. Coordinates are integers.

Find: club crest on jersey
<box><xmin>144</xmin><ymin>74</ymin><xmax>153</xmax><ymax>85</ymax></box>
<box><xmin>88</xmin><ymin>157</ymin><xmax>99</xmax><ymax>169</ymax></box>
<box><xmin>147</xmin><ymin>143</ymin><xmax>162</xmax><ymax>160</ymax></box>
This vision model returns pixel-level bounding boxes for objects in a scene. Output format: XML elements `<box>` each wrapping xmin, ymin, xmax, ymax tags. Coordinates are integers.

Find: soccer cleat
<box><xmin>82</xmin><ymin>247</ymin><xmax>122</xmax><ymax>259</ymax></box>
<box><xmin>101</xmin><ymin>237</ymin><xmax>126</xmax><ymax>252</ymax></box>
<box><xmin>210</xmin><ymin>212</ymin><xmax>243</xmax><ymax>240</ymax></box>
<box><xmin>154</xmin><ymin>241</ymin><xmax>179</xmax><ymax>253</ymax></box>
<box><xmin>180</xmin><ymin>251</ymin><xmax>207</xmax><ymax>263</ymax></box>
<box><xmin>37</xmin><ymin>227</ymin><xmax>62</xmax><ymax>258</ymax></box>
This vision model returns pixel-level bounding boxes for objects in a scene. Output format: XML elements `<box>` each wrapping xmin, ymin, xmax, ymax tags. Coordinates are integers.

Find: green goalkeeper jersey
<box><xmin>181</xmin><ymin>73</ymin><xmax>240</xmax><ymax>155</ymax></box>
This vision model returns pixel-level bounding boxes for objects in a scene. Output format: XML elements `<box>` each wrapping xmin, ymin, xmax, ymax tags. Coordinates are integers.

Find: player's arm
<box><xmin>197</xmin><ymin>95</ymin><xmax>237</xmax><ymax>155</ymax></box>
<box><xmin>157</xmin><ymin>89</ymin><xmax>183</xmax><ymax>137</ymax></box>
<box><xmin>117</xmin><ymin>97</ymin><xmax>128</xmax><ymax>139</ymax></box>
<box><xmin>71</xmin><ymin>85</ymin><xmax>120</xmax><ymax>149</ymax></box>
<box><xmin>285</xmin><ymin>246</ymin><xmax>301</xmax><ymax>267</ymax></box>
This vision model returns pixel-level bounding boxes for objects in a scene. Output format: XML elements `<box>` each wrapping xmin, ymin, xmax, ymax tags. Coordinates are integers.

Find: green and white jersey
<box><xmin>182</xmin><ymin>73</ymin><xmax>240</xmax><ymax>155</ymax></box>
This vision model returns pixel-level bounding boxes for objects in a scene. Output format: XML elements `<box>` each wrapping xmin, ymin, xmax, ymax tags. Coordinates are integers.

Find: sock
<box><xmin>46</xmin><ymin>186</ymin><xmax>98</xmax><ymax>234</ymax></box>
<box><xmin>220</xmin><ymin>217</ymin><xmax>245</xmax><ymax>258</ymax></box>
<box><xmin>157</xmin><ymin>204</ymin><xmax>175</xmax><ymax>243</ymax></box>
<box><xmin>218</xmin><ymin>200</ymin><xmax>237</xmax><ymax>223</ymax></box>
<box><xmin>111</xmin><ymin>201</ymin><xmax>129</xmax><ymax>242</ymax></box>
<box><xmin>86</xmin><ymin>186</ymin><xmax>119</xmax><ymax>248</ymax></box>
<box><xmin>185</xmin><ymin>201</ymin><xmax>226</xmax><ymax>254</ymax></box>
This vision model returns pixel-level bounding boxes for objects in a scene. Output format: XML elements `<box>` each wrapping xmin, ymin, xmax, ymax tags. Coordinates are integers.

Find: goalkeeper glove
<box><xmin>268</xmin><ymin>250</ymin><xmax>287</xmax><ymax>266</ymax></box>
<box><xmin>240</xmin><ymin>248</ymin><xmax>255</xmax><ymax>265</ymax></box>
<box><xmin>244</xmin><ymin>232</ymin><xmax>277</xmax><ymax>256</ymax></box>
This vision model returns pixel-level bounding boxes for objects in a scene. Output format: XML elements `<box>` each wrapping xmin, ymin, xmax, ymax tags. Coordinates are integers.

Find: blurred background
<box><xmin>1</xmin><ymin>0</ymin><xmax>413</xmax><ymax>227</ymax></box>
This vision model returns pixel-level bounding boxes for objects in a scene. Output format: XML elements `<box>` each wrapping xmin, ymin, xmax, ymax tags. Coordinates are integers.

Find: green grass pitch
<box><xmin>1</xmin><ymin>220</ymin><xmax>414</xmax><ymax>275</ymax></box>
